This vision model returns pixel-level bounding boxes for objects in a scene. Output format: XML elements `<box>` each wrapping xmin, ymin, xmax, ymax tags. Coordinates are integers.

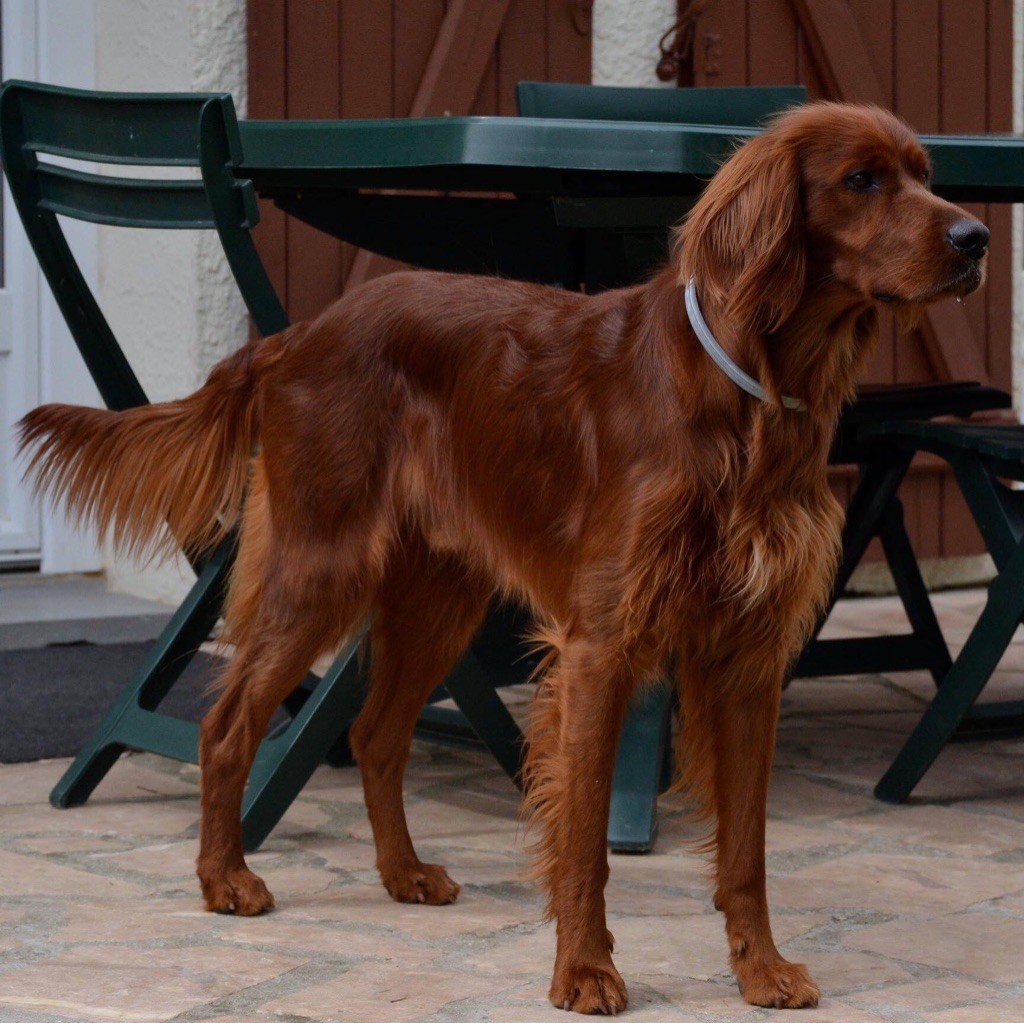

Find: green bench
<box><xmin>858</xmin><ymin>420</ymin><xmax>1024</xmax><ymax>802</ymax></box>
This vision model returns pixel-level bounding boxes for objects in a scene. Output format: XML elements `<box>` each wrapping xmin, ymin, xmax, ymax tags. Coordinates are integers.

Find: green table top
<box><xmin>237</xmin><ymin>115</ymin><xmax>1024</xmax><ymax>202</ymax></box>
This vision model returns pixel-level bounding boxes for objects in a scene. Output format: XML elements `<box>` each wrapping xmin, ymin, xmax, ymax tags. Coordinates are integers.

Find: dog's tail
<box><xmin>17</xmin><ymin>329</ymin><xmax>292</xmax><ymax>563</ymax></box>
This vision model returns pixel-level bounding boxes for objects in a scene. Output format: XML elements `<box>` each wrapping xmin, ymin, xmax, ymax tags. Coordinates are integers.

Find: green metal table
<box><xmin>231</xmin><ymin>115</ymin><xmax>1020</xmax><ymax>845</ymax></box>
<box><xmin>237</xmin><ymin>115</ymin><xmax>1024</xmax><ymax>199</ymax></box>
<box><xmin>237</xmin><ymin>116</ymin><xmax>1024</xmax><ymax>294</ymax></box>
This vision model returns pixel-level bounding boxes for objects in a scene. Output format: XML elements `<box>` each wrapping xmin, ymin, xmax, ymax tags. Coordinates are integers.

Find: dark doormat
<box><xmin>0</xmin><ymin>642</ymin><xmax>221</xmax><ymax>763</ymax></box>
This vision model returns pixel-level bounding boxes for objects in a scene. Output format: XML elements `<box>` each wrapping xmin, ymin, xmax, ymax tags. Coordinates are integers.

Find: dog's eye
<box><xmin>845</xmin><ymin>170</ymin><xmax>877</xmax><ymax>193</ymax></box>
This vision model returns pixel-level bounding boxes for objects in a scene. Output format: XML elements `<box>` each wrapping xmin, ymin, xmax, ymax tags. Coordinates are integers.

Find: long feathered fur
<box><xmin>519</xmin><ymin>623</ymin><xmax>568</xmax><ymax>913</ymax></box>
<box><xmin>17</xmin><ymin>330</ymin><xmax>290</xmax><ymax>562</ymax></box>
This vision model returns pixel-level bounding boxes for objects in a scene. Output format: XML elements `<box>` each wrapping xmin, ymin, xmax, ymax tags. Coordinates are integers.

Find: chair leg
<box><xmin>878</xmin><ymin>498</ymin><xmax>953</xmax><ymax>686</ymax></box>
<box><xmin>439</xmin><ymin>646</ymin><xmax>525</xmax><ymax>785</ymax></box>
<box><xmin>874</xmin><ymin>538</ymin><xmax>1024</xmax><ymax>803</ymax></box>
<box><xmin>241</xmin><ymin>627</ymin><xmax>368</xmax><ymax>851</ymax></box>
<box><xmin>49</xmin><ymin>539</ymin><xmax>234</xmax><ymax>809</ymax></box>
<box><xmin>607</xmin><ymin>683</ymin><xmax>672</xmax><ymax>853</ymax></box>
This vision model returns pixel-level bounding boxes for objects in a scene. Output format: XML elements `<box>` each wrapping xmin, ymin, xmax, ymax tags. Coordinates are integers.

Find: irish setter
<box><xmin>20</xmin><ymin>103</ymin><xmax>988</xmax><ymax>1013</ymax></box>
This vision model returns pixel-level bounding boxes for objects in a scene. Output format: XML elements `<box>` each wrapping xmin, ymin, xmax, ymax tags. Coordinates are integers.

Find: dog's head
<box><xmin>680</xmin><ymin>102</ymin><xmax>988</xmax><ymax>342</ymax></box>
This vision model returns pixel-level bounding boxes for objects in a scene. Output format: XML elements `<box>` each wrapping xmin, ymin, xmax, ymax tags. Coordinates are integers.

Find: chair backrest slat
<box><xmin>515</xmin><ymin>82</ymin><xmax>807</xmax><ymax>127</ymax></box>
<box><xmin>13</xmin><ymin>82</ymin><xmax>224</xmax><ymax>165</ymax></box>
<box><xmin>36</xmin><ymin>164</ymin><xmax>215</xmax><ymax>229</ymax></box>
<box><xmin>0</xmin><ymin>78</ymin><xmax>288</xmax><ymax>413</ymax></box>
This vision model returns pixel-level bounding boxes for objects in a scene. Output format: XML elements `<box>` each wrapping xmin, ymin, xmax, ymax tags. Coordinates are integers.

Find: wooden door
<box><xmin>247</xmin><ymin>0</ymin><xmax>592</xmax><ymax>322</ymax></box>
<box><xmin>679</xmin><ymin>0</ymin><xmax>1014</xmax><ymax>566</ymax></box>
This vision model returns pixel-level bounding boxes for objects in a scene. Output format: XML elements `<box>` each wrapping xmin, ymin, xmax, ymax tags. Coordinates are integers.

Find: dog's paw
<box><xmin>549</xmin><ymin>961</ymin><xmax>628</xmax><ymax>1015</ymax></box>
<box><xmin>381</xmin><ymin>862</ymin><xmax>460</xmax><ymax>905</ymax></box>
<box><xmin>736</xmin><ymin>958</ymin><xmax>819</xmax><ymax>1009</ymax></box>
<box><xmin>199</xmin><ymin>866</ymin><xmax>275</xmax><ymax>916</ymax></box>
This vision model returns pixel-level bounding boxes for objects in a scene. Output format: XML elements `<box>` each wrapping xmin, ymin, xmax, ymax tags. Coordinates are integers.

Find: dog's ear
<box><xmin>680</xmin><ymin>131</ymin><xmax>806</xmax><ymax>343</ymax></box>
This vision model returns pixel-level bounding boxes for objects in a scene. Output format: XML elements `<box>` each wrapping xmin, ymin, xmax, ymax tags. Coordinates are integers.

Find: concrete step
<box><xmin>0</xmin><ymin>573</ymin><xmax>173</xmax><ymax>651</ymax></box>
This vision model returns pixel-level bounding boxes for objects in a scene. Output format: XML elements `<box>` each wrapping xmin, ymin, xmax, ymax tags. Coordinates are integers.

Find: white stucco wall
<box><xmin>1013</xmin><ymin>0</ymin><xmax>1024</xmax><ymax>415</ymax></box>
<box><xmin>593</xmin><ymin>0</ymin><xmax>677</xmax><ymax>88</ymax></box>
<box><xmin>95</xmin><ymin>0</ymin><xmax>248</xmax><ymax>603</ymax></box>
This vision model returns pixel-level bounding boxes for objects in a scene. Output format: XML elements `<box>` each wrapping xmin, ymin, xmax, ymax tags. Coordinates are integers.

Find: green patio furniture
<box><xmin>234</xmin><ymin>114</ymin><xmax>1024</xmax><ymax>200</ymax></box>
<box><xmin>5</xmin><ymin>78</ymin><xmax>1021</xmax><ymax>851</ymax></box>
<box><xmin>0</xmin><ymin>80</ymin><xmax>363</xmax><ymax>850</ymax></box>
<box><xmin>856</xmin><ymin>420</ymin><xmax>1024</xmax><ymax>801</ymax></box>
<box><xmin>0</xmin><ymin>80</ymin><xmax>523</xmax><ymax>850</ymax></box>
<box><xmin>515</xmin><ymin>81</ymin><xmax>807</xmax><ymax>124</ymax></box>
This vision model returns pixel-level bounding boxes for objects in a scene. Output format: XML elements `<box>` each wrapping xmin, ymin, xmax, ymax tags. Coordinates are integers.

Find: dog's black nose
<box><xmin>946</xmin><ymin>218</ymin><xmax>990</xmax><ymax>258</ymax></box>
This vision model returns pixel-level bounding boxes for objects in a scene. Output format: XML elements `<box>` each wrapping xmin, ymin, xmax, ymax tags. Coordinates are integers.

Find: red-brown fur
<box><xmin>18</xmin><ymin>104</ymin><xmax>986</xmax><ymax>1014</ymax></box>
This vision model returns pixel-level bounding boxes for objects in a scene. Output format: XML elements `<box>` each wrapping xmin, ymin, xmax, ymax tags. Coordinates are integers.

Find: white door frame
<box><xmin>1</xmin><ymin>0</ymin><xmax>102</xmax><ymax>572</ymax></box>
<box><xmin>0</xmin><ymin>0</ymin><xmax>40</xmax><ymax>565</ymax></box>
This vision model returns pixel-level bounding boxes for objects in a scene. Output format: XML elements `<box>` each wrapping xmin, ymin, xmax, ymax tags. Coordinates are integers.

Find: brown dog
<box><xmin>19</xmin><ymin>103</ymin><xmax>987</xmax><ymax>1013</ymax></box>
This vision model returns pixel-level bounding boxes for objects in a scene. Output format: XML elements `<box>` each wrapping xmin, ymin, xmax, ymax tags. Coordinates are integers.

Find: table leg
<box><xmin>878</xmin><ymin>498</ymin><xmax>953</xmax><ymax>685</ymax></box>
<box><xmin>607</xmin><ymin>684</ymin><xmax>673</xmax><ymax>854</ymax></box>
<box><xmin>795</xmin><ymin>452</ymin><xmax>919</xmax><ymax>678</ymax></box>
<box><xmin>438</xmin><ymin>646</ymin><xmax>525</xmax><ymax>784</ymax></box>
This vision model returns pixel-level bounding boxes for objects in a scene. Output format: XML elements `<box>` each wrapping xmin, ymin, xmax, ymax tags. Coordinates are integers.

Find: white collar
<box><xmin>684</xmin><ymin>278</ymin><xmax>806</xmax><ymax>412</ymax></box>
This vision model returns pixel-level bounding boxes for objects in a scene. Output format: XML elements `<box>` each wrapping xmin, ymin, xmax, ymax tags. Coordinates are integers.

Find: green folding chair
<box><xmin>0</xmin><ymin>79</ymin><xmax>366</xmax><ymax>849</ymax></box>
<box><xmin>516</xmin><ymin>81</ymin><xmax>807</xmax><ymax>125</ymax></box>
<box><xmin>0</xmin><ymin>80</ymin><xmax>524</xmax><ymax>848</ymax></box>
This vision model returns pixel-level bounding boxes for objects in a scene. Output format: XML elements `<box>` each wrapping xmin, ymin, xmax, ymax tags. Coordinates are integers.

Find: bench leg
<box><xmin>832</xmin><ymin>451</ymin><xmax>914</xmax><ymax>598</ymax></box>
<box><xmin>795</xmin><ymin>452</ymin><xmax>918</xmax><ymax>678</ymax></box>
<box><xmin>878</xmin><ymin>498</ymin><xmax>953</xmax><ymax>685</ymax></box>
<box><xmin>608</xmin><ymin>684</ymin><xmax>672</xmax><ymax>853</ymax></box>
<box><xmin>874</xmin><ymin>538</ymin><xmax>1024</xmax><ymax>803</ymax></box>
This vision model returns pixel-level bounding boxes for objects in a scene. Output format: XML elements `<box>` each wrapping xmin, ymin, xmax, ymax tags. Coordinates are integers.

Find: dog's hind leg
<box><xmin>683</xmin><ymin>643</ymin><xmax>819</xmax><ymax>1009</ymax></box>
<box><xmin>349</xmin><ymin>534</ymin><xmax>490</xmax><ymax>905</ymax></box>
<box><xmin>196</xmin><ymin>468</ymin><xmax>387</xmax><ymax>915</ymax></box>
<box><xmin>197</xmin><ymin>592</ymin><xmax>360</xmax><ymax>914</ymax></box>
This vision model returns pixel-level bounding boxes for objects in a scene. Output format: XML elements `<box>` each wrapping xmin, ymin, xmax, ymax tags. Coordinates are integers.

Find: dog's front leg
<box><xmin>698</xmin><ymin>653</ymin><xmax>819</xmax><ymax>1009</ymax></box>
<box><xmin>526</xmin><ymin>639</ymin><xmax>632</xmax><ymax>1015</ymax></box>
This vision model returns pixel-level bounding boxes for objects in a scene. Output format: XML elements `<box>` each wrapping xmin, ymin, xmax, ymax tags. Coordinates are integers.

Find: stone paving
<box><xmin>0</xmin><ymin>589</ymin><xmax>1022</xmax><ymax>1023</ymax></box>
